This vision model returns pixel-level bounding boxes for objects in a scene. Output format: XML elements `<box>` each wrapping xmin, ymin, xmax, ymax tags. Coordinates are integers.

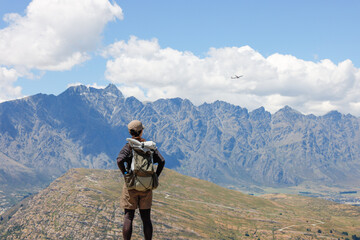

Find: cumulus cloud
<box><xmin>0</xmin><ymin>0</ymin><xmax>122</xmax><ymax>102</ymax></box>
<box><xmin>0</xmin><ymin>67</ymin><xmax>22</xmax><ymax>102</ymax></box>
<box><xmin>104</xmin><ymin>36</ymin><xmax>360</xmax><ymax>116</ymax></box>
<box><xmin>0</xmin><ymin>0</ymin><xmax>123</xmax><ymax>70</ymax></box>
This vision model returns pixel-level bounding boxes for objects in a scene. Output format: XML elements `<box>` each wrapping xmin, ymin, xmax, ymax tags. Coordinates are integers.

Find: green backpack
<box><xmin>124</xmin><ymin>138</ymin><xmax>159</xmax><ymax>191</ymax></box>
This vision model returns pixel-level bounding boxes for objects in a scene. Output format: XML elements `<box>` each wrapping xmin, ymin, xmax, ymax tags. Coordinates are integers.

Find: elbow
<box><xmin>117</xmin><ymin>158</ymin><xmax>124</xmax><ymax>168</ymax></box>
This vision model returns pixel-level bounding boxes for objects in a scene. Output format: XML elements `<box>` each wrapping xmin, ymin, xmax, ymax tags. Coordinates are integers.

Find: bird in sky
<box><xmin>231</xmin><ymin>75</ymin><xmax>243</xmax><ymax>79</ymax></box>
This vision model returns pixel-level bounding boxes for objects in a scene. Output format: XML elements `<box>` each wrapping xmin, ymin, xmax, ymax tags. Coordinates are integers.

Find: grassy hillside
<box><xmin>0</xmin><ymin>168</ymin><xmax>359</xmax><ymax>239</ymax></box>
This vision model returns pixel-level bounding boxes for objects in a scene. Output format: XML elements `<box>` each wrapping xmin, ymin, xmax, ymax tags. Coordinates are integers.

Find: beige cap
<box><xmin>128</xmin><ymin>120</ymin><xmax>144</xmax><ymax>131</ymax></box>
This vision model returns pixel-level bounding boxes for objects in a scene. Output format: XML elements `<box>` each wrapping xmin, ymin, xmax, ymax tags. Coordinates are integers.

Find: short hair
<box><xmin>130</xmin><ymin>129</ymin><xmax>142</xmax><ymax>137</ymax></box>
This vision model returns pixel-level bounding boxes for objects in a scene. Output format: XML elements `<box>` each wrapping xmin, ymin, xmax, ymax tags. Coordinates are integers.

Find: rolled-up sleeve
<box><xmin>116</xmin><ymin>144</ymin><xmax>132</xmax><ymax>174</ymax></box>
<box><xmin>153</xmin><ymin>149</ymin><xmax>165</xmax><ymax>177</ymax></box>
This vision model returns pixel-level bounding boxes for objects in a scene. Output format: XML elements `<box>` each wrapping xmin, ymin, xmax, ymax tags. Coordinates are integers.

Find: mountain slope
<box><xmin>0</xmin><ymin>151</ymin><xmax>36</xmax><ymax>185</ymax></box>
<box><xmin>1</xmin><ymin>84</ymin><xmax>360</xmax><ymax>201</ymax></box>
<box><xmin>0</xmin><ymin>168</ymin><xmax>359</xmax><ymax>239</ymax></box>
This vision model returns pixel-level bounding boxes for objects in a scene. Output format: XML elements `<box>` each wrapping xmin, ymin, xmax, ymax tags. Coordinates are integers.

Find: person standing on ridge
<box><xmin>117</xmin><ymin>120</ymin><xmax>165</xmax><ymax>240</ymax></box>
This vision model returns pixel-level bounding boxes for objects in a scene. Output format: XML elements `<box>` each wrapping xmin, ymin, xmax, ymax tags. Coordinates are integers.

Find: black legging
<box><xmin>123</xmin><ymin>209</ymin><xmax>153</xmax><ymax>240</ymax></box>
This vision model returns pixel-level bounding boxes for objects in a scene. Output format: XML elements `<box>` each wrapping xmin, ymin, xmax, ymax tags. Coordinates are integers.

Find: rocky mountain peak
<box><xmin>323</xmin><ymin>110</ymin><xmax>342</xmax><ymax>121</ymax></box>
<box><xmin>103</xmin><ymin>84</ymin><xmax>124</xmax><ymax>98</ymax></box>
<box><xmin>278</xmin><ymin>105</ymin><xmax>300</xmax><ymax>114</ymax></box>
<box><xmin>1</xmin><ymin>85</ymin><xmax>360</xmax><ymax>202</ymax></box>
<box><xmin>124</xmin><ymin>96</ymin><xmax>143</xmax><ymax>109</ymax></box>
<box><xmin>60</xmin><ymin>84</ymin><xmax>124</xmax><ymax>100</ymax></box>
<box><xmin>250</xmin><ymin>106</ymin><xmax>271</xmax><ymax>121</ymax></box>
<box><xmin>64</xmin><ymin>84</ymin><xmax>89</xmax><ymax>95</ymax></box>
<box><xmin>273</xmin><ymin>105</ymin><xmax>303</xmax><ymax>122</ymax></box>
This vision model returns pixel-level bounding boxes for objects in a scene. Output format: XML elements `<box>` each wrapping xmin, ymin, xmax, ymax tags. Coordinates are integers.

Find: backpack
<box><xmin>124</xmin><ymin>138</ymin><xmax>159</xmax><ymax>191</ymax></box>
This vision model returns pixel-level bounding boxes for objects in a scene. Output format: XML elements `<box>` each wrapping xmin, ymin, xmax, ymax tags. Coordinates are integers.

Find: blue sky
<box><xmin>0</xmin><ymin>0</ymin><xmax>360</xmax><ymax>115</ymax></box>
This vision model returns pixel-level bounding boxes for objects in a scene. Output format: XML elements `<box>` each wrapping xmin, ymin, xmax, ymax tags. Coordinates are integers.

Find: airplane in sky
<box><xmin>231</xmin><ymin>75</ymin><xmax>243</xmax><ymax>79</ymax></box>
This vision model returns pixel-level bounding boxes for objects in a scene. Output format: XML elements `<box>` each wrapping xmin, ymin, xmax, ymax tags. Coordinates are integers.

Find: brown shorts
<box><xmin>121</xmin><ymin>184</ymin><xmax>152</xmax><ymax>210</ymax></box>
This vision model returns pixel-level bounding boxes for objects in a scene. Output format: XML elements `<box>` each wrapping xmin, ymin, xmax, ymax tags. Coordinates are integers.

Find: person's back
<box><xmin>117</xmin><ymin>120</ymin><xmax>165</xmax><ymax>240</ymax></box>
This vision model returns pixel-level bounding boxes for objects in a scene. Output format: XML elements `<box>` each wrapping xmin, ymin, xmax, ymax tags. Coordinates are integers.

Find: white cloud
<box><xmin>0</xmin><ymin>0</ymin><xmax>123</xmax><ymax>71</ymax></box>
<box><xmin>0</xmin><ymin>0</ymin><xmax>122</xmax><ymax>101</ymax></box>
<box><xmin>0</xmin><ymin>67</ymin><xmax>22</xmax><ymax>102</ymax></box>
<box><xmin>104</xmin><ymin>36</ymin><xmax>360</xmax><ymax>116</ymax></box>
<box><xmin>120</xmin><ymin>86</ymin><xmax>148</xmax><ymax>100</ymax></box>
<box><xmin>67</xmin><ymin>82</ymin><xmax>106</xmax><ymax>89</ymax></box>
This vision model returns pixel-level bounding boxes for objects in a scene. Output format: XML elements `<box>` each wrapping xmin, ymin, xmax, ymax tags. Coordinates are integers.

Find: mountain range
<box><xmin>1</xmin><ymin>84</ymin><xmax>360</xmax><ymax>206</ymax></box>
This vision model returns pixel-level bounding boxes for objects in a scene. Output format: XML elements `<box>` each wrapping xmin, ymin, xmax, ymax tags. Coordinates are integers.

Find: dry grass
<box><xmin>0</xmin><ymin>168</ymin><xmax>359</xmax><ymax>239</ymax></box>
